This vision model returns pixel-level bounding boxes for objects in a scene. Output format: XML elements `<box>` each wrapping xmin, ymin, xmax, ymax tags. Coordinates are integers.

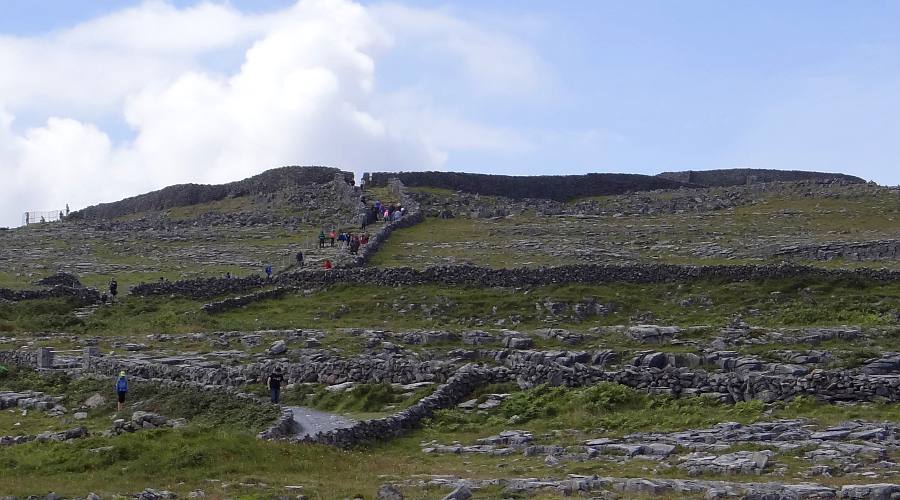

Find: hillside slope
<box><xmin>72</xmin><ymin>166</ymin><xmax>353</xmax><ymax>220</ymax></box>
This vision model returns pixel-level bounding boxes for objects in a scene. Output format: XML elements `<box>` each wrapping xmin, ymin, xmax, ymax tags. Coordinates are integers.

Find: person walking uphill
<box><xmin>115</xmin><ymin>371</ymin><xmax>128</xmax><ymax>411</ymax></box>
<box><xmin>318</xmin><ymin>230</ymin><xmax>326</xmax><ymax>249</ymax></box>
<box><xmin>267</xmin><ymin>367</ymin><xmax>284</xmax><ymax>403</ymax></box>
<box><xmin>108</xmin><ymin>279</ymin><xmax>118</xmax><ymax>303</ymax></box>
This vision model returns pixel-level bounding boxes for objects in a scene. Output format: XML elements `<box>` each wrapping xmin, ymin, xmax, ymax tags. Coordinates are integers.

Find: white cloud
<box><xmin>371</xmin><ymin>3</ymin><xmax>547</xmax><ymax>96</ymax></box>
<box><xmin>0</xmin><ymin>0</ymin><xmax>545</xmax><ymax>227</ymax></box>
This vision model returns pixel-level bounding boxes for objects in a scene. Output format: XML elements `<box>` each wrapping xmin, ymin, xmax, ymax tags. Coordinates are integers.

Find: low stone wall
<box><xmin>774</xmin><ymin>240</ymin><xmax>900</xmax><ymax>261</ymax></box>
<box><xmin>258</xmin><ymin>407</ymin><xmax>299</xmax><ymax>439</ymax></box>
<box><xmin>347</xmin><ymin>180</ymin><xmax>424</xmax><ymax>268</ymax></box>
<box><xmin>656</xmin><ymin>168</ymin><xmax>863</xmax><ymax>186</ymax></box>
<box><xmin>133</xmin><ymin>179</ymin><xmax>425</xmax><ymax>301</ymax></box>
<box><xmin>509</xmin><ymin>361</ymin><xmax>900</xmax><ymax>404</ymax></box>
<box><xmin>128</xmin><ymin>263</ymin><xmax>900</xmax><ymax>301</ymax></box>
<box><xmin>202</xmin><ymin>286</ymin><xmax>297</xmax><ymax>313</ymax></box>
<box><xmin>6</xmin><ymin>345</ymin><xmax>900</xmax><ymax>408</ymax></box>
<box><xmin>0</xmin><ymin>286</ymin><xmax>100</xmax><ymax>304</ymax></box>
<box><xmin>300</xmin><ymin>364</ymin><xmax>507</xmax><ymax>448</ymax></box>
<box><xmin>18</xmin><ymin>351</ymin><xmax>457</xmax><ymax>387</ymax></box>
<box><xmin>131</xmin><ymin>275</ymin><xmax>267</xmax><ymax>300</ymax></box>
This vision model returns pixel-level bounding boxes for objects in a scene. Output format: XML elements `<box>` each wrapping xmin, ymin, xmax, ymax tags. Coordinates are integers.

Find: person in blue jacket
<box><xmin>116</xmin><ymin>371</ymin><xmax>128</xmax><ymax>411</ymax></box>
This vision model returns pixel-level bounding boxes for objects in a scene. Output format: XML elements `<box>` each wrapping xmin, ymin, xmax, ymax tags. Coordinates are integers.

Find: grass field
<box><xmin>3</xmin><ymin>277</ymin><xmax>898</xmax><ymax>336</ymax></box>
<box><xmin>372</xmin><ymin>189</ymin><xmax>900</xmax><ymax>269</ymax></box>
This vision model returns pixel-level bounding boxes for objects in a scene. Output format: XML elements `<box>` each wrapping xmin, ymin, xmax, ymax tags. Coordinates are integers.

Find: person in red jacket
<box><xmin>324</xmin><ymin>259</ymin><xmax>333</xmax><ymax>270</ymax></box>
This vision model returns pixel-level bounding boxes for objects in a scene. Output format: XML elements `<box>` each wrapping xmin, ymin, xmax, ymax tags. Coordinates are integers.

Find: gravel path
<box><xmin>288</xmin><ymin>406</ymin><xmax>358</xmax><ymax>438</ymax></box>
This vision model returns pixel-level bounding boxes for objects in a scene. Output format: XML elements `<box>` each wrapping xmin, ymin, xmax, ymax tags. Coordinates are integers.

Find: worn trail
<box><xmin>287</xmin><ymin>406</ymin><xmax>357</xmax><ymax>439</ymax></box>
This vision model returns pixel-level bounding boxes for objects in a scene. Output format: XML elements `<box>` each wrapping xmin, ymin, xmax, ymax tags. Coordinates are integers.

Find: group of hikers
<box><xmin>361</xmin><ymin>200</ymin><xmax>406</xmax><ymax>228</ymax></box>
<box><xmin>317</xmin><ymin>229</ymin><xmax>370</xmax><ymax>255</ymax></box>
<box><xmin>112</xmin><ymin>366</ymin><xmax>286</xmax><ymax>411</ymax></box>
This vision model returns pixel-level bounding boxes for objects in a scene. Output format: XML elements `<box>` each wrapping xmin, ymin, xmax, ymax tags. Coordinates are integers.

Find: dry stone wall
<box><xmin>365</xmin><ymin>171</ymin><xmax>692</xmax><ymax>201</ymax></box>
<box><xmin>130</xmin><ymin>263</ymin><xmax>900</xmax><ymax>301</ymax></box>
<box><xmin>0</xmin><ymin>285</ymin><xmax>100</xmax><ymax>304</ymax></box>
<box><xmin>656</xmin><ymin>168</ymin><xmax>864</xmax><ymax>186</ymax></box>
<box><xmin>299</xmin><ymin>364</ymin><xmax>507</xmax><ymax>448</ymax></box>
<box><xmin>774</xmin><ymin>240</ymin><xmax>900</xmax><ymax>261</ymax></box>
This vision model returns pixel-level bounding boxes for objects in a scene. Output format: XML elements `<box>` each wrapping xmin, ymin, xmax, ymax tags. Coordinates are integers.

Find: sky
<box><xmin>1</xmin><ymin>0</ymin><xmax>899</xmax><ymax>227</ymax></box>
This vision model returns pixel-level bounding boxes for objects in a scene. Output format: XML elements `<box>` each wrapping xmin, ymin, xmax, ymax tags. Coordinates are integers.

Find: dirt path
<box><xmin>287</xmin><ymin>406</ymin><xmax>358</xmax><ymax>438</ymax></box>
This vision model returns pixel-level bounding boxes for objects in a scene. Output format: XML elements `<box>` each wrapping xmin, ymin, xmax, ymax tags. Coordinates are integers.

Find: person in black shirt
<box><xmin>108</xmin><ymin>279</ymin><xmax>118</xmax><ymax>303</ymax></box>
<box><xmin>267</xmin><ymin>367</ymin><xmax>284</xmax><ymax>403</ymax></box>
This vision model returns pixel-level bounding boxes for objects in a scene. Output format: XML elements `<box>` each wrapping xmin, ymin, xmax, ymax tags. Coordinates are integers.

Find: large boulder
<box><xmin>626</xmin><ymin>325</ymin><xmax>681</xmax><ymax>344</ymax></box>
<box><xmin>84</xmin><ymin>394</ymin><xmax>107</xmax><ymax>409</ymax></box>
<box><xmin>268</xmin><ymin>340</ymin><xmax>288</xmax><ymax>356</ymax></box>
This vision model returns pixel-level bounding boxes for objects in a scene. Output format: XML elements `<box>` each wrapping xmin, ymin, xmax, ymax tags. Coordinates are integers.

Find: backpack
<box><xmin>116</xmin><ymin>377</ymin><xmax>128</xmax><ymax>392</ymax></box>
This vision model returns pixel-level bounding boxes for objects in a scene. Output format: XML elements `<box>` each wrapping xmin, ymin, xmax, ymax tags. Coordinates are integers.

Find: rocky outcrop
<box><xmin>0</xmin><ymin>390</ymin><xmax>64</xmax><ymax>411</ymax></box>
<box><xmin>0</xmin><ymin>427</ymin><xmax>87</xmax><ymax>447</ymax></box>
<box><xmin>72</xmin><ymin>166</ymin><xmax>351</xmax><ymax>220</ymax></box>
<box><xmin>410</xmin><ymin>474</ymin><xmax>884</xmax><ymax>499</ymax></box>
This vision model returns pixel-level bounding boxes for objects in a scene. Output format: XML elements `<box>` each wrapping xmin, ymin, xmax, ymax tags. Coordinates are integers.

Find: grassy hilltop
<box><xmin>2</xmin><ymin>167</ymin><xmax>900</xmax><ymax>499</ymax></box>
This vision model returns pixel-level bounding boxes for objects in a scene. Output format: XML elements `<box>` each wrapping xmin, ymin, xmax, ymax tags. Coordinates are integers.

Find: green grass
<box><xmin>5</xmin><ymin>371</ymin><xmax>900</xmax><ymax>497</ymax></box>
<box><xmin>374</xmin><ymin>186</ymin><xmax>900</xmax><ymax>270</ymax></box>
<box><xmin>0</xmin><ymin>368</ymin><xmax>280</xmax><ymax>434</ymax></box>
<box><xmin>423</xmin><ymin>382</ymin><xmax>765</xmax><ymax>440</ymax></box>
<box><xmin>774</xmin><ymin>395</ymin><xmax>900</xmax><ymax>425</ymax></box>
<box><xmin>3</xmin><ymin>276</ymin><xmax>899</xmax><ymax>335</ymax></box>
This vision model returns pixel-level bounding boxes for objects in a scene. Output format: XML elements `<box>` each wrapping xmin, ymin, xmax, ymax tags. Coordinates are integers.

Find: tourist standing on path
<box><xmin>318</xmin><ymin>230</ymin><xmax>326</xmax><ymax>248</ymax></box>
<box><xmin>267</xmin><ymin>367</ymin><xmax>284</xmax><ymax>403</ymax></box>
<box><xmin>265</xmin><ymin>265</ymin><xmax>273</xmax><ymax>280</ymax></box>
<box><xmin>115</xmin><ymin>371</ymin><xmax>128</xmax><ymax>411</ymax></box>
<box><xmin>296</xmin><ymin>250</ymin><xmax>304</xmax><ymax>267</ymax></box>
<box><xmin>108</xmin><ymin>279</ymin><xmax>118</xmax><ymax>303</ymax></box>
<box><xmin>328</xmin><ymin>229</ymin><xmax>336</xmax><ymax>247</ymax></box>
